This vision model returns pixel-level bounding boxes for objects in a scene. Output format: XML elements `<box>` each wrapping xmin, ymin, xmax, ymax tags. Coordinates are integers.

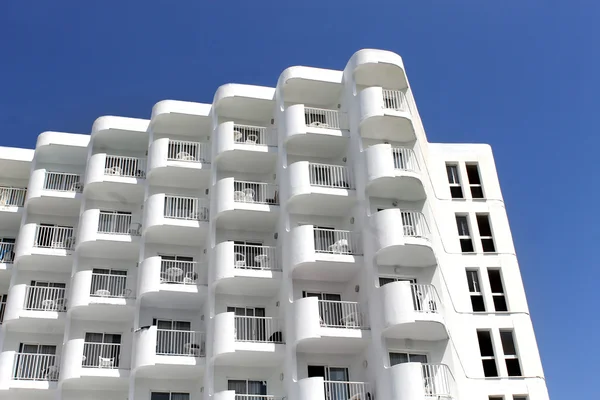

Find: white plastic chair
<box><xmin>234</xmin><ymin>191</ymin><xmax>246</xmax><ymax>202</ymax></box>
<box><xmin>243</xmin><ymin>188</ymin><xmax>255</xmax><ymax>202</ymax></box>
<box><xmin>329</xmin><ymin>239</ymin><xmax>349</xmax><ymax>254</ymax></box>
<box><xmin>245</xmin><ymin>133</ymin><xmax>258</xmax><ymax>144</ymax></box>
<box><xmin>234</xmin><ymin>253</ymin><xmax>246</xmax><ymax>268</ymax></box>
<box><xmin>98</xmin><ymin>357</ymin><xmax>114</xmax><ymax>368</ymax></box>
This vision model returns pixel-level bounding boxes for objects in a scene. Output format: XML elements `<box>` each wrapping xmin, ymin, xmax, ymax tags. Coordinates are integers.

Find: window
<box><xmin>0</xmin><ymin>238</ymin><xmax>15</xmax><ymax>263</ymax></box>
<box><xmin>500</xmin><ymin>330</ymin><xmax>522</xmax><ymax>376</ymax></box>
<box><xmin>83</xmin><ymin>332</ymin><xmax>121</xmax><ymax>368</ymax></box>
<box><xmin>446</xmin><ymin>164</ymin><xmax>463</xmax><ymax>199</ymax></box>
<box><xmin>466</xmin><ymin>164</ymin><xmax>484</xmax><ymax>198</ymax></box>
<box><xmin>466</xmin><ymin>270</ymin><xmax>485</xmax><ymax>312</ymax></box>
<box><xmin>90</xmin><ymin>268</ymin><xmax>128</xmax><ymax>297</ymax></box>
<box><xmin>489</xmin><ymin>397</ymin><xmax>504</xmax><ymax>400</ymax></box>
<box><xmin>477</xmin><ymin>330</ymin><xmax>498</xmax><ymax>377</ymax></box>
<box><xmin>476</xmin><ymin>214</ymin><xmax>495</xmax><ymax>252</ymax></box>
<box><xmin>456</xmin><ymin>215</ymin><xmax>474</xmax><ymax>252</ymax></box>
<box><xmin>487</xmin><ymin>269</ymin><xmax>508</xmax><ymax>311</ymax></box>
<box><xmin>98</xmin><ymin>210</ymin><xmax>132</xmax><ymax>234</ymax></box>
<box><xmin>0</xmin><ymin>294</ymin><xmax>6</xmax><ymax>323</ymax></box>
<box><xmin>151</xmin><ymin>392</ymin><xmax>190</xmax><ymax>400</ymax></box>
<box><xmin>160</xmin><ymin>255</ymin><xmax>196</xmax><ymax>284</ymax></box>
<box><xmin>379</xmin><ymin>276</ymin><xmax>416</xmax><ymax>287</ymax></box>
<box><xmin>513</xmin><ymin>396</ymin><xmax>528</xmax><ymax>400</ymax></box>
<box><xmin>389</xmin><ymin>352</ymin><xmax>428</xmax><ymax>366</ymax></box>
<box><xmin>14</xmin><ymin>343</ymin><xmax>58</xmax><ymax>380</ymax></box>
<box><xmin>228</xmin><ymin>379</ymin><xmax>267</xmax><ymax>396</ymax></box>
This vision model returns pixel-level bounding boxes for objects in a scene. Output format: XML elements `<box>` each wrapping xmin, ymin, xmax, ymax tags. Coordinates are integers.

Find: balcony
<box><xmin>294</xmin><ymin>297</ymin><xmax>369</xmax><ymax>353</ymax></box>
<box><xmin>283</xmin><ymin>105</ymin><xmax>350</xmax><ymax>158</ymax></box>
<box><xmin>77</xmin><ymin>211</ymin><xmax>141</xmax><ymax>259</ymax></box>
<box><xmin>0</xmin><ymin>241</ymin><xmax>15</xmax><ymax>270</ymax></box>
<box><xmin>69</xmin><ymin>272</ymin><xmax>136</xmax><ymax>321</ymax></box>
<box><xmin>297</xmin><ymin>377</ymin><xmax>371</xmax><ymax>400</ymax></box>
<box><xmin>289</xmin><ymin>225</ymin><xmax>362</xmax><ymax>282</ymax></box>
<box><xmin>147</xmin><ymin>138</ymin><xmax>211</xmax><ymax>187</ymax></box>
<box><xmin>358</xmin><ymin>87</ymin><xmax>415</xmax><ymax>142</ymax></box>
<box><xmin>287</xmin><ymin>162</ymin><xmax>356</xmax><ymax>216</ymax></box>
<box><xmin>389</xmin><ymin>363</ymin><xmax>456</xmax><ymax>400</ymax></box>
<box><xmin>84</xmin><ymin>153</ymin><xmax>146</xmax><ymax>202</ymax></box>
<box><xmin>14</xmin><ymin>224</ymin><xmax>75</xmax><ymax>272</ymax></box>
<box><xmin>132</xmin><ymin>326</ymin><xmax>205</xmax><ymax>379</ymax></box>
<box><xmin>26</xmin><ymin>171</ymin><xmax>83</xmax><ymax>216</ymax></box>
<box><xmin>0</xmin><ymin>186</ymin><xmax>26</xmax><ymax>225</ymax></box>
<box><xmin>365</xmin><ymin>145</ymin><xmax>425</xmax><ymax>200</ymax></box>
<box><xmin>212</xmin><ymin>241</ymin><xmax>282</xmax><ymax>296</ymax></box>
<box><xmin>144</xmin><ymin>194</ymin><xmax>210</xmax><ymax>246</ymax></box>
<box><xmin>11</xmin><ymin>353</ymin><xmax>59</xmax><ymax>389</ymax></box>
<box><xmin>214</xmin><ymin>121</ymin><xmax>278</xmax><ymax>173</ymax></box>
<box><xmin>213</xmin><ymin>178</ymin><xmax>279</xmax><ymax>231</ymax></box>
<box><xmin>3</xmin><ymin>285</ymin><xmax>67</xmax><ymax>332</ymax></box>
<box><xmin>380</xmin><ymin>282</ymin><xmax>447</xmax><ymax>341</ymax></box>
<box><xmin>215</xmin><ymin>392</ymin><xmax>284</xmax><ymax>400</ymax></box>
<box><xmin>213</xmin><ymin>312</ymin><xmax>285</xmax><ymax>367</ymax></box>
<box><xmin>369</xmin><ymin>209</ymin><xmax>435</xmax><ymax>267</ymax></box>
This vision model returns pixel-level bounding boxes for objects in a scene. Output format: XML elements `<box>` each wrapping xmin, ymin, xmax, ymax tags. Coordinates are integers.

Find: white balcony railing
<box><xmin>234</xmin><ymin>316</ymin><xmax>284</xmax><ymax>343</ymax></box>
<box><xmin>233</xmin><ymin>124</ymin><xmax>276</xmax><ymax>146</ymax></box>
<box><xmin>34</xmin><ymin>225</ymin><xmax>75</xmax><ymax>249</ymax></box>
<box><xmin>164</xmin><ymin>195</ymin><xmax>209</xmax><ymax>221</ymax></box>
<box><xmin>400</xmin><ymin>210</ymin><xmax>430</xmax><ymax>239</ymax></box>
<box><xmin>233</xmin><ymin>181</ymin><xmax>279</xmax><ymax>205</ymax></box>
<box><xmin>313</xmin><ymin>228</ymin><xmax>362</xmax><ymax>255</ymax></box>
<box><xmin>97</xmin><ymin>212</ymin><xmax>135</xmax><ymax>235</ymax></box>
<box><xmin>318</xmin><ymin>300</ymin><xmax>368</xmax><ymax>329</ymax></box>
<box><xmin>13</xmin><ymin>353</ymin><xmax>59</xmax><ymax>381</ymax></box>
<box><xmin>24</xmin><ymin>286</ymin><xmax>67</xmax><ymax>311</ymax></box>
<box><xmin>391</xmin><ymin>147</ymin><xmax>419</xmax><ymax>172</ymax></box>
<box><xmin>160</xmin><ymin>259</ymin><xmax>200</xmax><ymax>284</ymax></box>
<box><xmin>167</xmin><ymin>139</ymin><xmax>211</xmax><ymax>163</ymax></box>
<box><xmin>0</xmin><ymin>242</ymin><xmax>15</xmax><ymax>263</ymax></box>
<box><xmin>422</xmin><ymin>364</ymin><xmax>454</xmax><ymax>398</ymax></box>
<box><xmin>43</xmin><ymin>172</ymin><xmax>82</xmax><ymax>192</ymax></box>
<box><xmin>82</xmin><ymin>343</ymin><xmax>121</xmax><ymax>369</ymax></box>
<box><xmin>411</xmin><ymin>284</ymin><xmax>440</xmax><ymax>314</ymax></box>
<box><xmin>156</xmin><ymin>329</ymin><xmax>205</xmax><ymax>357</ymax></box>
<box><xmin>90</xmin><ymin>273</ymin><xmax>134</xmax><ymax>298</ymax></box>
<box><xmin>304</xmin><ymin>107</ymin><xmax>342</xmax><ymax>130</ymax></box>
<box><xmin>233</xmin><ymin>244</ymin><xmax>279</xmax><ymax>270</ymax></box>
<box><xmin>104</xmin><ymin>155</ymin><xmax>146</xmax><ymax>178</ymax></box>
<box><xmin>324</xmin><ymin>381</ymin><xmax>370</xmax><ymax>400</ymax></box>
<box><xmin>308</xmin><ymin>163</ymin><xmax>354</xmax><ymax>189</ymax></box>
<box><xmin>235</xmin><ymin>396</ymin><xmax>279</xmax><ymax>400</ymax></box>
<box><xmin>382</xmin><ymin>89</ymin><xmax>409</xmax><ymax>112</ymax></box>
<box><xmin>0</xmin><ymin>187</ymin><xmax>26</xmax><ymax>207</ymax></box>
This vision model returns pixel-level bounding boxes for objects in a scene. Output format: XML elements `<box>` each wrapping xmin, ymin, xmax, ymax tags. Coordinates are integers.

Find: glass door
<box><xmin>228</xmin><ymin>307</ymin><xmax>266</xmax><ymax>341</ymax></box>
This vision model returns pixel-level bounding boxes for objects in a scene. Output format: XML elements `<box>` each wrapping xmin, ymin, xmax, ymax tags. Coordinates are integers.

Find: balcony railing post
<box><xmin>323</xmin><ymin>381</ymin><xmax>369</xmax><ymax>400</ymax></box>
<box><xmin>13</xmin><ymin>353</ymin><xmax>59</xmax><ymax>381</ymax></box>
<box><xmin>233</xmin><ymin>316</ymin><xmax>284</xmax><ymax>343</ymax></box>
<box><xmin>422</xmin><ymin>364</ymin><xmax>454</xmax><ymax>398</ymax></box>
<box><xmin>400</xmin><ymin>210</ymin><xmax>430</xmax><ymax>239</ymax></box>
<box><xmin>90</xmin><ymin>273</ymin><xmax>133</xmax><ymax>298</ymax></box>
<box><xmin>313</xmin><ymin>228</ymin><xmax>362</xmax><ymax>255</ymax></box>
<box><xmin>164</xmin><ymin>195</ymin><xmax>209</xmax><ymax>221</ymax></box>
<box><xmin>233</xmin><ymin>181</ymin><xmax>279</xmax><ymax>205</ymax></box>
<box><xmin>0</xmin><ymin>187</ymin><xmax>27</xmax><ymax>207</ymax></box>
<box><xmin>97</xmin><ymin>212</ymin><xmax>134</xmax><ymax>235</ymax></box>
<box><xmin>43</xmin><ymin>172</ymin><xmax>82</xmax><ymax>192</ymax></box>
<box><xmin>82</xmin><ymin>343</ymin><xmax>121</xmax><ymax>368</ymax></box>
<box><xmin>391</xmin><ymin>147</ymin><xmax>418</xmax><ymax>172</ymax></box>
<box><xmin>318</xmin><ymin>300</ymin><xmax>367</xmax><ymax>329</ymax></box>
<box><xmin>410</xmin><ymin>284</ymin><xmax>440</xmax><ymax>314</ymax></box>
<box><xmin>25</xmin><ymin>286</ymin><xmax>67</xmax><ymax>311</ymax></box>
<box><xmin>104</xmin><ymin>155</ymin><xmax>146</xmax><ymax>178</ymax></box>
<box><xmin>160</xmin><ymin>260</ymin><xmax>199</xmax><ymax>284</ymax></box>
<box><xmin>167</xmin><ymin>140</ymin><xmax>211</xmax><ymax>163</ymax></box>
<box><xmin>233</xmin><ymin>244</ymin><xmax>279</xmax><ymax>271</ymax></box>
<box><xmin>308</xmin><ymin>163</ymin><xmax>354</xmax><ymax>189</ymax></box>
<box><xmin>156</xmin><ymin>329</ymin><xmax>205</xmax><ymax>356</ymax></box>
<box><xmin>382</xmin><ymin>89</ymin><xmax>409</xmax><ymax>112</ymax></box>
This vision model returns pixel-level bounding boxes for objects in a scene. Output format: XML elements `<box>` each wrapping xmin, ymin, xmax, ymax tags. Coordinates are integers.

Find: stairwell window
<box><xmin>446</xmin><ymin>164</ymin><xmax>463</xmax><ymax>199</ymax></box>
<box><xmin>487</xmin><ymin>269</ymin><xmax>508</xmax><ymax>311</ymax></box>
<box><xmin>466</xmin><ymin>270</ymin><xmax>485</xmax><ymax>312</ymax></box>
<box><xmin>456</xmin><ymin>215</ymin><xmax>474</xmax><ymax>253</ymax></box>
<box><xmin>477</xmin><ymin>330</ymin><xmax>498</xmax><ymax>377</ymax></box>
<box><xmin>466</xmin><ymin>163</ymin><xmax>484</xmax><ymax>198</ymax></box>
<box><xmin>500</xmin><ymin>330</ymin><xmax>522</xmax><ymax>377</ymax></box>
<box><xmin>476</xmin><ymin>214</ymin><xmax>496</xmax><ymax>253</ymax></box>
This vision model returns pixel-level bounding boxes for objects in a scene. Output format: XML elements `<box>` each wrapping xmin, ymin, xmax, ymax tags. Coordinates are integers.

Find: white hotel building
<box><xmin>0</xmin><ymin>49</ymin><xmax>548</xmax><ymax>400</ymax></box>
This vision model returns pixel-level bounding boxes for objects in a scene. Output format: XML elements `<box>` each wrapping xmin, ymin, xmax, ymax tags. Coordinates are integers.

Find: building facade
<box><xmin>0</xmin><ymin>49</ymin><xmax>548</xmax><ymax>400</ymax></box>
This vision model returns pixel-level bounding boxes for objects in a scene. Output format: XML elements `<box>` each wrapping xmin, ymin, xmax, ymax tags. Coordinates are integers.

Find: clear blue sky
<box><xmin>1</xmin><ymin>1</ymin><xmax>597</xmax><ymax>398</ymax></box>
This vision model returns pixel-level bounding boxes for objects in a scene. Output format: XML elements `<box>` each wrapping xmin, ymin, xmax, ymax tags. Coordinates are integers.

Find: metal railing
<box><xmin>160</xmin><ymin>259</ymin><xmax>200</xmax><ymax>284</ymax></box>
<box><xmin>104</xmin><ymin>155</ymin><xmax>146</xmax><ymax>178</ymax></box>
<box><xmin>233</xmin><ymin>181</ymin><xmax>279</xmax><ymax>205</ymax></box>
<box><xmin>304</xmin><ymin>107</ymin><xmax>341</xmax><ymax>129</ymax></box>
<box><xmin>233</xmin><ymin>124</ymin><xmax>276</xmax><ymax>146</ymax></box>
<box><xmin>0</xmin><ymin>242</ymin><xmax>15</xmax><ymax>263</ymax></box>
<box><xmin>313</xmin><ymin>228</ymin><xmax>362</xmax><ymax>255</ymax></box>
<box><xmin>400</xmin><ymin>210</ymin><xmax>430</xmax><ymax>239</ymax></box>
<box><xmin>382</xmin><ymin>89</ymin><xmax>409</xmax><ymax>112</ymax></box>
<box><xmin>34</xmin><ymin>225</ymin><xmax>75</xmax><ymax>249</ymax></box>
<box><xmin>98</xmin><ymin>212</ymin><xmax>133</xmax><ymax>235</ymax></box>
<box><xmin>411</xmin><ymin>284</ymin><xmax>440</xmax><ymax>314</ymax></box>
<box><xmin>90</xmin><ymin>273</ymin><xmax>133</xmax><ymax>298</ymax></box>
<box><xmin>25</xmin><ymin>286</ymin><xmax>67</xmax><ymax>311</ymax></box>
<box><xmin>318</xmin><ymin>300</ymin><xmax>368</xmax><ymax>329</ymax></box>
<box><xmin>82</xmin><ymin>343</ymin><xmax>121</xmax><ymax>368</ymax></box>
<box><xmin>235</xmin><ymin>396</ymin><xmax>278</xmax><ymax>400</ymax></box>
<box><xmin>0</xmin><ymin>187</ymin><xmax>26</xmax><ymax>207</ymax></box>
<box><xmin>234</xmin><ymin>316</ymin><xmax>284</xmax><ymax>343</ymax></box>
<box><xmin>422</xmin><ymin>364</ymin><xmax>454</xmax><ymax>398</ymax></box>
<box><xmin>13</xmin><ymin>353</ymin><xmax>59</xmax><ymax>381</ymax></box>
<box><xmin>324</xmin><ymin>381</ymin><xmax>370</xmax><ymax>400</ymax></box>
<box><xmin>43</xmin><ymin>172</ymin><xmax>82</xmax><ymax>192</ymax></box>
<box><xmin>164</xmin><ymin>195</ymin><xmax>209</xmax><ymax>221</ymax></box>
<box><xmin>156</xmin><ymin>329</ymin><xmax>205</xmax><ymax>356</ymax></box>
<box><xmin>233</xmin><ymin>244</ymin><xmax>279</xmax><ymax>270</ymax></box>
<box><xmin>391</xmin><ymin>147</ymin><xmax>419</xmax><ymax>172</ymax></box>
<box><xmin>167</xmin><ymin>139</ymin><xmax>211</xmax><ymax>163</ymax></box>
<box><xmin>308</xmin><ymin>163</ymin><xmax>354</xmax><ymax>189</ymax></box>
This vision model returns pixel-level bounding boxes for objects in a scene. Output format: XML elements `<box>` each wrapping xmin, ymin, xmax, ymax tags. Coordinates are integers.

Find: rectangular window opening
<box><xmin>446</xmin><ymin>164</ymin><xmax>463</xmax><ymax>199</ymax></box>
<box><xmin>477</xmin><ymin>330</ymin><xmax>498</xmax><ymax>377</ymax></box>
<box><xmin>466</xmin><ymin>270</ymin><xmax>485</xmax><ymax>312</ymax></box>
<box><xmin>476</xmin><ymin>214</ymin><xmax>496</xmax><ymax>253</ymax></box>
<box><xmin>456</xmin><ymin>215</ymin><xmax>474</xmax><ymax>253</ymax></box>
<box><xmin>466</xmin><ymin>163</ymin><xmax>484</xmax><ymax>198</ymax></box>
<box><xmin>500</xmin><ymin>330</ymin><xmax>522</xmax><ymax>377</ymax></box>
<box><xmin>488</xmin><ymin>269</ymin><xmax>508</xmax><ymax>312</ymax></box>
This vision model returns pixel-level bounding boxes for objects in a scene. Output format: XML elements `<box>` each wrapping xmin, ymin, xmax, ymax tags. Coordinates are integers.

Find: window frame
<box><xmin>466</xmin><ymin>269</ymin><xmax>486</xmax><ymax>312</ymax></box>
<box><xmin>466</xmin><ymin>163</ymin><xmax>485</xmax><ymax>199</ymax></box>
<box><xmin>388</xmin><ymin>350</ymin><xmax>429</xmax><ymax>366</ymax></box>
<box><xmin>500</xmin><ymin>329</ymin><xmax>522</xmax><ymax>377</ymax></box>
<box><xmin>476</xmin><ymin>214</ymin><xmax>496</xmax><ymax>253</ymax></box>
<box><xmin>487</xmin><ymin>269</ymin><xmax>508</xmax><ymax>312</ymax></box>
<box><xmin>150</xmin><ymin>392</ymin><xmax>191</xmax><ymax>400</ymax></box>
<box><xmin>456</xmin><ymin>215</ymin><xmax>475</xmax><ymax>253</ymax></box>
<box><xmin>477</xmin><ymin>329</ymin><xmax>499</xmax><ymax>378</ymax></box>
<box><xmin>446</xmin><ymin>163</ymin><xmax>464</xmax><ymax>199</ymax></box>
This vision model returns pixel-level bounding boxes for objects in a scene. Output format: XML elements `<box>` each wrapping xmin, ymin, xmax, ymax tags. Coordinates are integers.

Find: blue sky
<box><xmin>1</xmin><ymin>1</ymin><xmax>597</xmax><ymax>397</ymax></box>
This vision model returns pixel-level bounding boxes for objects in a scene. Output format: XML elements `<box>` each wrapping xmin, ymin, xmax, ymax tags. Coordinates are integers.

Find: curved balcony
<box><xmin>77</xmin><ymin>210</ymin><xmax>141</xmax><ymax>259</ymax></box>
<box><xmin>349</xmin><ymin>49</ymin><xmax>408</xmax><ymax>89</ymax></box>
<box><xmin>380</xmin><ymin>282</ymin><xmax>447</xmax><ymax>341</ymax></box>
<box><xmin>365</xmin><ymin>145</ymin><xmax>425</xmax><ymax>200</ymax></box>
<box><xmin>289</xmin><ymin>225</ymin><xmax>362</xmax><ymax>282</ymax></box>
<box><xmin>7</xmin><ymin>352</ymin><xmax>60</xmax><ymax>391</ymax></box>
<box><xmin>369</xmin><ymin>209</ymin><xmax>435</xmax><ymax>267</ymax></box>
<box><xmin>3</xmin><ymin>285</ymin><xmax>67</xmax><ymax>332</ymax></box>
<box><xmin>0</xmin><ymin>241</ymin><xmax>15</xmax><ymax>274</ymax></box>
<box><xmin>68</xmin><ymin>270</ymin><xmax>136</xmax><ymax>321</ymax></box>
<box><xmin>283</xmin><ymin>105</ymin><xmax>349</xmax><ymax>158</ymax></box>
<box><xmin>213</xmin><ymin>178</ymin><xmax>279</xmax><ymax>231</ymax></box>
<box><xmin>212</xmin><ymin>241</ymin><xmax>282</xmax><ymax>295</ymax></box>
<box><xmin>0</xmin><ymin>186</ymin><xmax>26</xmax><ymax>228</ymax></box>
<box><xmin>358</xmin><ymin>87</ymin><xmax>414</xmax><ymax>142</ymax></box>
<box><xmin>133</xmin><ymin>326</ymin><xmax>205</xmax><ymax>379</ymax></box>
<box><xmin>147</xmin><ymin>138</ymin><xmax>211</xmax><ymax>187</ymax></box>
<box><xmin>214</xmin><ymin>122</ymin><xmax>277</xmax><ymax>173</ymax></box>
<box><xmin>297</xmin><ymin>377</ymin><xmax>371</xmax><ymax>400</ymax></box>
<box><xmin>14</xmin><ymin>224</ymin><xmax>75</xmax><ymax>272</ymax></box>
<box><xmin>389</xmin><ymin>363</ymin><xmax>456</xmax><ymax>400</ymax></box>
<box><xmin>213</xmin><ymin>312</ymin><xmax>284</xmax><ymax>367</ymax></box>
<box><xmin>84</xmin><ymin>153</ymin><xmax>146</xmax><ymax>202</ymax></box>
<box><xmin>138</xmin><ymin>256</ymin><xmax>208</xmax><ymax>309</ymax></box>
<box><xmin>294</xmin><ymin>297</ymin><xmax>369</xmax><ymax>353</ymax></box>
<box><xmin>25</xmin><ymin>170</ymin><xmax>83</xmax><ymax>216</ymax></box>
<box><xmin>287</xmin><ymin>162</ymin><xmax>356</xmax><ymax>216</ymax></box>
<box><xmin>144</xmin><ymin>194</ymin><xmax>209</xmax><ymax>246</ymax></box>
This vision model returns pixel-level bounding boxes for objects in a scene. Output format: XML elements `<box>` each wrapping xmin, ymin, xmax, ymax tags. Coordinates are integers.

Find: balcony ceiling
<box><xmin>93</xmin><ymin>129</ymin><xmax>149</xmax><ymax>152</ymax></box>
<box><xmin>152</xmin><ymin>113</ymin><xmax>212</xmax><ymax>136</ymax></box>
<box><xmin>216</xmin><ymin>97</ymin><xmax>274</xmax><ymax>122</ymax></box>
<box><xmin>0</xmin><ymin>159</ymin><xmax>31</xmax><ymax>180</ymax></box>
<box><xmin>35</xmin><ymin>144</ymin><xmax>88</xmax><ymax>165</ymax></box>
<box><xmin>283</xmin><ymin>79</ymin><xmax>343</xmax><ymax>107</ymax></box>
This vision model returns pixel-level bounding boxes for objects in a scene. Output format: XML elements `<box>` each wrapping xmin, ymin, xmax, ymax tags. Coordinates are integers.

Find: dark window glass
<box><xmin>466</xmin><ymin>164</ymin><xmax>481</xmax><ymax>184</ymax></box>
<box><xmin>476</xmin><ymin>215</ymin><xmax>493</xmax><ymax>237</ymax></box>
<box><xmin>500</xmin><ymin>331</ymin><xmax>517</xmax><ymax>355</ymax></box>
<box><xmin>477</xmin><ymin>331</ymin><xmax>495</xmax><ymax>357</ymax></box>
<box><xmin>471</xmin><ymin>296</ymin><xmax>486</xmax><ymax>312</ymax></box>
<box><xmin>506</xmin><ymin>358</ymin><xmax>522</xmax><ymax>376</ymax></box>
<box><xmin>482</xmin><ymin>359</ymin><xmax>499</xmax><ymax>377</ymax></box>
